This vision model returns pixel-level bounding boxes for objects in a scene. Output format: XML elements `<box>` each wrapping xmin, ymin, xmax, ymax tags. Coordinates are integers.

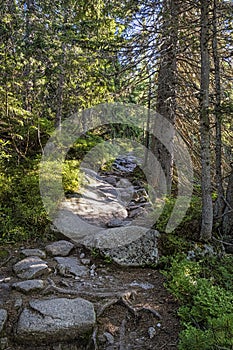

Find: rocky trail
<box><xmin>0</xmin><ymin>155</ymin><xmax>180</xmax><ymax>350</ymax></box>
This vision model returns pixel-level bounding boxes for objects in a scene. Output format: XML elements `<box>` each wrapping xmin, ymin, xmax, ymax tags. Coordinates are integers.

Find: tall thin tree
<box><xmin>199</xmin><ymin>0</ymin><xmax>213</xmax><ymax>241</ymax></box>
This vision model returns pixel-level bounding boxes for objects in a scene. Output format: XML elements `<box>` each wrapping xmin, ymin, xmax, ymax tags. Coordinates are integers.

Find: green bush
<box><xmin>163</xmin><ymin>254</ymin><xmax>233</xmax><ymax>350</ymax></box>
<box><xmin>163</xmin><ymin>256</ymin><xmax>201</xmax><ymax>302</ymax></box>
<box><xmin>0</xmin><ymin>166</ymin><xmax>49</xmax><ymax>243</ymax></box>
<box><xmin>62</xmin><ymin>160</ymin><xmax>82</xmax><ymax>194</ymax></box>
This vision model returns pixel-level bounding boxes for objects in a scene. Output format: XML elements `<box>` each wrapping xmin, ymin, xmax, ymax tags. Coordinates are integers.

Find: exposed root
<box><xmin>119</xmin><ymin>319</ymin><xmax>127</xmax><ymax>350</ymax></box>
<box><xmin>44</xmin><ymin>278</ymin><xmax>138</xmax><ymax>300</ymax></box>
<box><xmin>87</xmin><ymin>325</ymin><xmax>98</xmax><ymax>350</ymax></box>
<box><xmin>0</xmin><ymin>249</ymin><xmax>13</xmax><ymax>268</ymax></box>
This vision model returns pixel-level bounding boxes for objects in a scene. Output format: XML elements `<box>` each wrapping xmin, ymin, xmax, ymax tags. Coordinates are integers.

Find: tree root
<box><xmin>44</xmin><ymin>278</ymin><xmax>137</xmax><ymax>299</ymax></box>
<box><xmin>0</xmin><ymin>249</ymin><xmax>13</xmax><ymax>268</ymax></box>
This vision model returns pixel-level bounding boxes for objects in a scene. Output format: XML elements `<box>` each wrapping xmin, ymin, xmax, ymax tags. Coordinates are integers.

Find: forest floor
<box><xmin>0</xmin><ymin>241</ymin><xmax>181</xmax><ymax>350</ymax></box>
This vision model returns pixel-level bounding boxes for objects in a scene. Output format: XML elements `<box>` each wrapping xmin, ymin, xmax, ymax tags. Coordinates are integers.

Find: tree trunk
<box><xmin>151</xmin><ymin>0</ymin><xmax>178</xmax><ymax>194</ymax></box>
<box><xmin>199</xmin><ymin>0</ymin><xmax>213</xmax><ymax>241</ymax></box>
<box><xmin>222</xmin><ymin>167</ymin><xmax>233</xmax><ymax>236</ymax></box>
<box><xmin>212</xmin><ymin>0</ymin><xmax>225</xmax><ymax>220</ymax></box>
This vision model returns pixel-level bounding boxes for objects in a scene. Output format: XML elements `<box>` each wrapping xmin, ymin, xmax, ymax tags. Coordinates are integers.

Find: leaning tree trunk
<box><xmin>199</xmin><ymin>0</ymin><xmax>213</xmax><ymax>241</ymax></box>
<box><xmin>151</xmin><ymin>0</ymin><xmax>178</xmax><ymax>194</ymax></box>
<box><xmin>222</xmin><ymin>167</ymin><xmax>233</xmax><ymax>236</ymax></box>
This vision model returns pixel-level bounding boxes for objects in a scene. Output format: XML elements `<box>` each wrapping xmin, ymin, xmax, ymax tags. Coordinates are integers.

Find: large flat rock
<box><xmin>15</xmin><ymin>298</ymin><xmax>96</xmax><ymax>344</ymax></box>
<box><xmin>83</xmin><ymin>226</ymin><xmax>160</xmax><ymax>266</ymax></box>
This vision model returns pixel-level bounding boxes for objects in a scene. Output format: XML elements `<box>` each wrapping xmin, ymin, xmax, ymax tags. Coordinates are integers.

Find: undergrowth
<box><xmin>162</xmin><ymin>253</ymin><xmax>233</xmax><ymax>349</ymax></box>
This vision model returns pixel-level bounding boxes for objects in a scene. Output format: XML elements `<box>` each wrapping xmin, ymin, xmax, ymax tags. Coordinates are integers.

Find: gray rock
<box><xmin>115</xmin><ymin>186</ymin><xmax>134</xmax><ymax>204</ymax></box>
<box><xmin>12</xmin><ymin>280</ymin><xmax>44</xmax><ymax>294</ymax></box>
<box><xmin>14</xmin><ymin>298</ymin><xmax>23</xmax><ymax>310</ymax></box>
<box><xmin>21</xmin><ymin>249</ymin><xmax>46</xmax><ymax>258</ymax></box>
<box><xmin>13</xmin><ymin>257</ymin><xmax>50</xmax><ymax>279</ymax></box>
<box><xmin>116</xmin><ymin>178</ymin><xmax>132</xmax><ymax>188</ymax></box>
<box><xmin>45</xmin><ymin>240</ymin><xmax>74</xmax><ymax>257</ymax></box>
<box><xmin>80</xmin><ymin>259</ymin><xmax>91</xmax><ymax>265</ymax></box>
<box><xmin>54</xmin><ymin>257</ymin><xmax>89</xmax><ymax>277</ymax></box>
<box><xmin>148</xmin><ymin>326</ymin><xmax>156</xmax><ymax>339</ymax></box>
<box><xmin>83</xmin><ymin>226</ymin><xmax>160</xmax><ymax>266</ymax></box>
<box><xmin>128</xmin><ymin>207</ymin><xmax>146</xmax><ymax>218</ymax></box>
<box><xmin>103</xmin><ymin>332</ymin><xmax>115</xmax><ymax>345</ymax></box>
<box><xmin>103</xmin><ymin>176</ymin><xmax>117</xmax><ymax>187</ymax></box>
<box><xmin>107</xmin><ymin>219</ymin><xmax>131</xmax><ymax>228</ymax></box>
<box><xmin>0</xmin><ymin>309</ymin><xmax>7</xmax><ymax>333</ymax></box>
<box><xmin>15</xmin><ymin>298</ymin><xmax>96</xmax><ymax>344</ymax></box>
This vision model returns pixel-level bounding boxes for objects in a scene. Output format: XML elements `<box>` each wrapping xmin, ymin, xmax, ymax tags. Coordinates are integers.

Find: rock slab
<box><xmin>15</xmin><ymin>298</ymin><xmax>96</xmax><ymax>344</ymax></box>
<box><xmin>83</xmin><ymin>226</ymin><xmax>160</xmax><ymax>266</ymax></box>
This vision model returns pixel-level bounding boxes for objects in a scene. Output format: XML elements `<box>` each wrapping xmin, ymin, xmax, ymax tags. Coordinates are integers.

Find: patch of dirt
<box><xmin>0</xmin><ymin>243</ymin><xmax>180</xmax><ymax>350</ymax></box>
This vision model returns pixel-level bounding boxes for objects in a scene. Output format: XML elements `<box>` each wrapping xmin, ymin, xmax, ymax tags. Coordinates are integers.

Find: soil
<box><xmin>0</xmin><ymin>242</ymin><xmax>180</xmax><ymax>350</ymax></box>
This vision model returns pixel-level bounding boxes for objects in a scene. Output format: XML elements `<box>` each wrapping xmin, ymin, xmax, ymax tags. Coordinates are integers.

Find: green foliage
<box><xmin>163</xmin><ymin>254</ymin><xmax>233</xmax><ymax>349</ymax></box>
<box><xmin>0</xmin><ymin>166</ymin><xmax>49</xmax><ymax>243</ymax></box>
<box><xmin>163</xmin><ymin>256</ymin><xmax>201</xmax><ymax>302</ymax></box>
<box><xmin>62</xmin><ymin>160</ymin><xmax>82</xmax><ymax>194</ymax></box>
<box><xmin>155</xmin><ymin>195</ymin><xmax>201</xmax><ymax>234</ymax></box>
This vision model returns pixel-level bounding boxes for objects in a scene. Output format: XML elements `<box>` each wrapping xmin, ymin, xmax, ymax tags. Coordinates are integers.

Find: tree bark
<box><xmin>222</xmin><ymin>167</ymin><xmax>233</xmax><ymax>236</ymax></box>
<box><xmin>151</xmin><ymin>0</ymin><xmax>178</xmax><ymax>194</ymax></box>
<box><xmin>199</xmin><ymin>0</ymin><xmax>213</xmax><ymax>241</ymax></box>
<box><xmin>212</xmin><ymin>0</ymin><xmax>225</xmax><ymax>220</ymax></box>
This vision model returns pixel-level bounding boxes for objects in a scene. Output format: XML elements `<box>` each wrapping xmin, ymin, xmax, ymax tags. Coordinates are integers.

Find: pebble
<box><xmin>14</xmin><ymin>298</ymin><xmax>23</xmax><ymax>310</ymax></box>
<box><xmin>148</xmin><ymin>326</ymin><xmax>156</xmax><ymax>339</ymax></box>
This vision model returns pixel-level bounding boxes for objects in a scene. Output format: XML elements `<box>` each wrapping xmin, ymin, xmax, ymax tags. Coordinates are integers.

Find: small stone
<box><xmin>103</xmin><ymin>332</ymin><xmax>114</xmax><ymax>345</ymax></box>
<box><xmin>55</xmin><ymin>257</ymin><xmax>89</xmax><ymax>278</ymax></box>
<box><xmin>14</xmin><ymin>298</ymin><xmax>23</xmax><ymax>310</ymax></box>
<box><xmin>21</xmin><ymin>249</ymin><xmax>46</xmax><ymax>259</ymax></box>
<box><xmin>157</xmin><ymin>323</ymin><xmax>161</xmax><ymax>328</ymax></box>
<box><xmin>80</xmin><ymin>259</ymin><xmax>91</xmax><ymax>265</ymax></box>
<box><xmin>148</xmin><ymin>327</ymin><xmax>156</xmax><ymax>339</ymax></box>
<box><xmin>13</xmin><ymin>257</ymin><xmax>50</xmax><ymax>279</ymax></box>
<box><xmin>0</xmin><ymin>309</ymin><xmax>7</xmax><ymax>333</ymax></box>
<box><xmin>45</xmin><ymin>240</ymin><xmax>74</xmax><ymax>257</ymax></box>
<box><xmin>12</xmin><ymin>280</ymin><xmax>44</xmax><ymax>294</ymax></box>
<box><xmin>80</xmin><ymin>253</ymin><xmax>85</xmax><ymax>259</ymax></box>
